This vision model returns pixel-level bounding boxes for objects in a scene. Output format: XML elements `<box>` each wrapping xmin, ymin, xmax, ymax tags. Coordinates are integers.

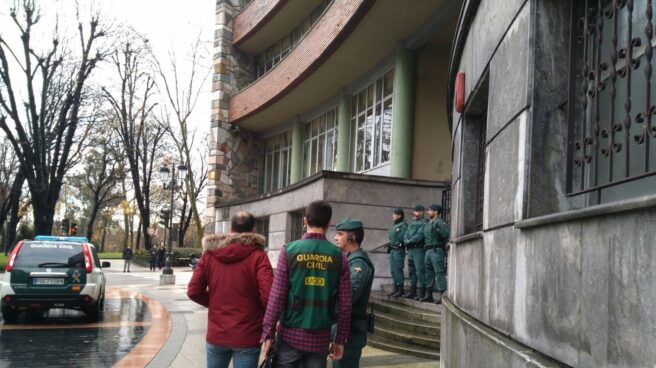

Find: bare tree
<box><xmin>153</xmin><ymin>37</ymin><xmax>211</xmax><ymax>245</ymax></box>
<box><xmin>102</xmin><ymin>39</ymin><xmax>166</xmax><ymax>250</ymax></box>
<box><xmin>0</xmin><ymin>1</ymin><xmax>106</xmax><ymax>234</ymax></box>
<box><xmin>70</xmin><ymin>121</ymin><xmax>126</xmax><ymax>241</ymax></box>
<box><xmin>0</xmin><ymin>137</ymin><xmax>26</xmax><ymax>253</ymax></box>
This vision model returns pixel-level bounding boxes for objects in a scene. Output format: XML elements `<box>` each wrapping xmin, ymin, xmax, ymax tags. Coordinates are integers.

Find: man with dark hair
<box><xmin>188</xmin><ymin>211</ymin><xmax>274</xmax><ymax>368</ymax></box>
<box><xmin>386</xmin><ymin>208</ymin><xmax>407</xmax><ymax>297</ymax></box>
<box><xmin>333</xmin><ymin>217</ymin><xmax>374</xmax><ymax>368</ymax></box>
<box><xmin>422</xmin><ymin>204</ymin><xmax>450</xmax><ymax>304</ymax></box>
<box><xmin>232</xmin><ymin>211</ymin><xmax>256</xmax><ymax>233</ymax></box>
<box><xmin>261</xmin><ymin>200</ymin><xmax>352</xmax><ymax>368</ymax></box>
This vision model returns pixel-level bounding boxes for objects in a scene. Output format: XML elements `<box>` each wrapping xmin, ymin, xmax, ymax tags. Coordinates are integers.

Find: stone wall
<box><xmin>445</xmin><ymin>0</ymin><xmax>656</xmax><ymax>367</ymax></box>
<box><xmin>206</xmin><ymin>0</ymin><xmax>258</xmax><ymax>224</ymax></box>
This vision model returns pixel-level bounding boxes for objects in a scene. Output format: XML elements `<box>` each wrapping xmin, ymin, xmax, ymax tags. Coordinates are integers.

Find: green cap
<box><xmin>414</xmin><ymin>205</ymin><xmax>425</xmax><ymax>211</ymax></box>
<box><xmin>335</xmin><ymin>217</ymin><xmax>363</xmax><ymax>231</ymax></box>
<box><xmin>429</xmin><ymin>204</ymin><xmax>442</xmax><ymax>212</ymax></box>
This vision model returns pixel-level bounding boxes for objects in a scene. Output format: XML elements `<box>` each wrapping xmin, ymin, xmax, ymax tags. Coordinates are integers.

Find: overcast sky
<box><xmin>0</xmin><ymin>0</ymin><xmax>215</xmax><ymax>131</ymax></box>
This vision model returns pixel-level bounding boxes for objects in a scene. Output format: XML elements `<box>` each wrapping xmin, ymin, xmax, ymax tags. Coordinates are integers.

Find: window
<box><xmin>254</xmin><ymin>0</ymin><xmax>331</xmax><ymax>79</ymax></box>
<box><xmin>289</xmin><ymin>210</ymin><xmax>304</xmax><ymax>241</ymax></box>
<box><xmin>303</xmin><ymin>108</ymin><xmax>338</xmax><ymax>177</ymax></box>
<box><xmin>461</xmin><ymin>76</ymin><xmax>488</xmax><ymax>234</ymax></box>
<box><xmin>567</xmin><ymin>1</ymin><xmax>656</xmax><ymax>203</ymax></box>
<box><xmin>260</xmin><ymin>131</ymin><xmax>292</xmax><ymax>193</ymax></box>
<box><xmin>255</xmin><ymin>217</ymin><xmax>270</xmax><ymax>247</ymax></box>
<box><xmin>352</xmin><ymin>70</ymin><xmax>394</xmax><ymax>172</ymax></box>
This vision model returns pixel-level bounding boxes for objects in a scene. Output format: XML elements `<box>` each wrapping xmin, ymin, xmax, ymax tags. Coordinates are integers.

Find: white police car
<box><xmin>1</xmin><ymin>236</ymin><xmax>110</xmax><ymax>323</ymax></box>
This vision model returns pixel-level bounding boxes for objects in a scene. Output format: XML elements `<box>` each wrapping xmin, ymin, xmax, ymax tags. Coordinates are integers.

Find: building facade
<box><xmin>206</xmin><ymin>0</ymin><xmax>460</xmax><ymax>287</ymax></box>
<box><xmin>445</xmin><ymin>1</ymin><xmax>656</xmax><ymax>367</ymax></box>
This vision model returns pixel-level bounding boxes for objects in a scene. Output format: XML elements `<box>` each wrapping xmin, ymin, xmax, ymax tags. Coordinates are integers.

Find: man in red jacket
<box><xmin>188</xmin><ymin>211</ymin><xmax>274</xmax><ymax>368</ymax></box>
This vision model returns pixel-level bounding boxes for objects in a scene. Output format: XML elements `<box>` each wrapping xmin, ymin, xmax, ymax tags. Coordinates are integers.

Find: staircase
<box><xmin>367</xmin><ymin>285</ymin><xmax>441</xmax><ymax>360</ymax></box>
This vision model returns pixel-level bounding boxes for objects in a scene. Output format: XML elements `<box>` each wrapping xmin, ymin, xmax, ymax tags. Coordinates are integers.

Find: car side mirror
<box><xmin>101</xmin><ymin>261</ymin><xmax>111</xmax><ymax>268</ymax></box>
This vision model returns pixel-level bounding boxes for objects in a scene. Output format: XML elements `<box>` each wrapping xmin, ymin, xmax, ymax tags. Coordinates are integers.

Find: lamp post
<box><xmin>158</xmin><ymin>163</ymin><xmax>187</xmax><ymax>285</ymax></box>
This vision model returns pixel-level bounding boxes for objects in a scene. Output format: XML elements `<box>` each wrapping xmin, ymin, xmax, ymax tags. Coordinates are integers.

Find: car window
<box><xmin>14</xmin><ymin>241</ymin><xmax>85</xmax><ymax>268</ymax></box>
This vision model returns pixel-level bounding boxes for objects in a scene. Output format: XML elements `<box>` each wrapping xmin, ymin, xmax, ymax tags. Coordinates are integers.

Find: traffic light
<box><xmin>159</xmin><ymin>209</ymin><xmax>170</xmax><ymax>228</ymax></box>
<box><xmin>70</xmin><ymin>222</ymin><xmax>78</xmax><ymax>236</ymax></box>
<box><xmin>61</xmin><ymin>219</ymin><xmax>70</xmax><ymax>235</ymax></box>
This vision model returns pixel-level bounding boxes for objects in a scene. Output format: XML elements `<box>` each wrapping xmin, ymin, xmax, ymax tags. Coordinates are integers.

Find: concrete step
<box><xmin>370</xmin><ymin>290</ymin><xmax>444</xmax><ymax>313</ymax></box>
<box><xmin>373</xmin><ymin>325</ymin><xmax>439</xmax><ymax>350</ymax></box>
<box><xmin>375</xmin><ymin>309</ymin><xmax>440</xmax><ymax>337</ymax></box>
<box><xmin>370</xmin><ymin>299</ymin><xmax>440</xmax><ymax>324</ymax></box>
<box><xmin>367</xmin><ymin>334</ymin><xmax>440</xmax><ymax>361</ymax></box>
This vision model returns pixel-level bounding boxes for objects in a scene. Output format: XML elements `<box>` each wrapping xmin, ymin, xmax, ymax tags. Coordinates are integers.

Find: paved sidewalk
<box><xmin>105</xmin><ymin>260</ymin><xmax>438</xmax><ymax>367</ymax></box>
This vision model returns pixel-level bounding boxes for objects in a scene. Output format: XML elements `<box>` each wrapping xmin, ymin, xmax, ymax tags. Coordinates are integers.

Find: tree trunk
<box><xmin>86</xmin><ymin>202</ymin><xmax>100</xmax><ymax>241</ymax></box>
<box><xmin>100</xmin><ymin>219</ymin><xmax>107</xmax><ymax>253</ymax></box>
<box><xmin>135</xmin><ymin>220</ymin><xmax>142</xmax><ymax>250</ymax></box>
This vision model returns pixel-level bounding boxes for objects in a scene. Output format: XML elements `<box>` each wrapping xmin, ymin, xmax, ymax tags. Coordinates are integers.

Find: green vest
<box><xmin>281</xmin><ymin>239</ymin><xmax>342</xmax><ymax>329</ymax></box>
<box><xmin>388</xmin><ymin>221</ymin><xmax>407</xmax><ymax>246</ymax></box>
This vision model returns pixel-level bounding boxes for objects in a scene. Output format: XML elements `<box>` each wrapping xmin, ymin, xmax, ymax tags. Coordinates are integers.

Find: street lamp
<box><xmin>158</xmin><ymin>163</ymin><xmax>187</xmax><ymax>285</ymax></box>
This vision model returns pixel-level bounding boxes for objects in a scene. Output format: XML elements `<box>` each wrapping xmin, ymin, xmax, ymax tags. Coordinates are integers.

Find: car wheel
<box><xmin>86</xmin><ymin>294</ymin><xmax>104</xmax><ymax>323</ymax></box>
<box><xmin>2</xmin><ymin>307</ymin><xmax>19</xmax><ymax>324</ymax></box>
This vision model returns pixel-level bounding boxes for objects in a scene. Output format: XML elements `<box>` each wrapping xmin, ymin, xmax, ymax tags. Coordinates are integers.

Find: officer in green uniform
<box><xmin>403</xmin><ymin>205</ymin><xmax>428</xmax><ymax>300</ymax></box>
<box><xmin>421</xmin><ymin>204</ymin><xmax>450</xmax><ymax>304</ymax></box>
<box><xmin>333</xmin><ymin>217</ymin><xmax>375</xmax><ymax>368</ymax></box>
<box><xmin>387</xmin><ymin>208</ymin><xmax>407</xmax><ymax>297</ymax></box>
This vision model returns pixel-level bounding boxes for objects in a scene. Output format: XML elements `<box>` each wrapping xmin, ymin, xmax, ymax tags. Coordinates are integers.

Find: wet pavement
<box><xmin>1</xmin><ymin>261</ymin><xmax>437</xmax><ymax>367</ymax></box>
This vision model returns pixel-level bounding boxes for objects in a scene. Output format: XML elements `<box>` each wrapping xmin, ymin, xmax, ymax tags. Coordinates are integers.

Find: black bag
<box><xmin>366</xmin><ymin>304</ymin><xmax>375</xmax><ymax>333</ymax></box>
<box><xmin>259</xmin><ymin>349</ymin><xmax>276</xmax><ymax>368</ymax></box>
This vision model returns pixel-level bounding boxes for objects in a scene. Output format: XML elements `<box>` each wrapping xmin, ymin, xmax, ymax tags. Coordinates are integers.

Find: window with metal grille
<box><xmin>567</xmin><ymin>0</ymin><xmax>656</xmax><ymax>202</ymax></box>
<box><xmin>255</xmin><ymin>217</ymin><xmax>269</xmax><ymax>247</ymax></box>
<box><xmin>441</xmin><ymin>184</ymin><xmax>452</xmax><ymax>224</ymax></box>
<box><xmin>289</xmin><ymin>210</ymin><xmax>304</xmax><ymax>241</ymax></box>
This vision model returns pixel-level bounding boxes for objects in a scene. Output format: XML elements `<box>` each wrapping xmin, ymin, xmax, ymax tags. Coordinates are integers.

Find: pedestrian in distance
<box><xmin>187</xmin><ymin>211</ymin><xmax>274</xmax><ymax>368</ymax></box>
<box><xmin>386</xmin><ymin>208</ymin><xmax>407</xmax><ymax>298</ymax></box>
<box><xmin>149</xmin><ymin>246</ymin><xmax>158</xmax><ymax>271</ymax></box>
<box><xmin>158</xmin><ymin>244</ymin><xmax>166</xmax><ymax>269</ymax></box>
<box><xmin>122</xmin><ymin>246</ymin><xmax>133</xmax><ymax>273</ymax></box>
<box><xmin>332</xmin><ymin>217</ymin><xmax>375</xmax><ymax>368</ymax></box>
<box><xmin>403</xmin><ymin>205</ymin><xmax>429</xmax><ymax>300</ymax></box>
<box><xmin>261</xmin><ymin>200</ymin><xmax>352</xmax><ymax>368</ymax></box>
<box><xmin>422</xmin><ymin>204</ymin><xmax>450</xmax><ymax>304</ymax></box>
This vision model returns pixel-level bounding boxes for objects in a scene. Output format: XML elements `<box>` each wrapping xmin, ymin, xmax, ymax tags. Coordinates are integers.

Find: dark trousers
<box><xmin>275</xmin><ymin>338</ymin><xmax>327</xmax><ymax>368</ymax></box>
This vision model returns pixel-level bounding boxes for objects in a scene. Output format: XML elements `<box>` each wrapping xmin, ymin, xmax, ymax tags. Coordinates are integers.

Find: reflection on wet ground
<box><xmin>0</xmin><ymin>296</ymin><xmax>151</xmax><ymax>367</ymax></box>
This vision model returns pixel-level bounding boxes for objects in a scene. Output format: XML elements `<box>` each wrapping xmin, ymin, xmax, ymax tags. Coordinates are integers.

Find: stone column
<box><xmin>206</xmin><ymin>0</ymin><xmax>256</xmax><ymax>227</ymax></box>
<box><xmin>335</xmin><ymin>92</ymin><xmax>352</xmax><ymax>172</ymax></box>
<box><xmin>290</xmin><ymin>119</ymin><xmax>304</xmax><ymax>184</ymax></box>
<box><xmin>390</xmin><ymin>47</ymin><xmax>417</xmax><ymax>179</ymax></box>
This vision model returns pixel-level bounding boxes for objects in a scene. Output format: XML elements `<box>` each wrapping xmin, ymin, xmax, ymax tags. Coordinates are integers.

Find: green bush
<box><xmin>98</xmin><ymin>252</ymin><xmax>123</xmax><ymax>259</ymax></box>
<box><xmin>134</xmin><ymin>249</ymin><xmax>149</xmax><ymax>257</ymax></box>
<box><xmin>172</xmin><ymin>247</ymin><xmax>202</xmax><ymax>259</ymax></box>
<box><xmin>0</xmin><ymin>254</ymin><xmax>7</xmax><ymax>272</ymax></box>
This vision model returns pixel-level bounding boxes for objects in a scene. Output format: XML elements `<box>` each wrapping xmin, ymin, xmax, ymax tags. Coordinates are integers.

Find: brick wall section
<box><xmin>229</xmin><ymin>0</ymin><xmax>375</xmax><ymax>123</ymax></box>
<box><xmin>206</xmin><ymin>0</ymin><xmax>258</xmax><ymax>226</ymax></box>
<box><xmin>232</xmin><ymin>0</ymin><xmax>288</xmax><ymax>47</ymax></box>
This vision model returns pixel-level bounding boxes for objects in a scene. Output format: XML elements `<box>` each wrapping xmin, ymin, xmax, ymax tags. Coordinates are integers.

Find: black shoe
<box><xmin>403</xmin><ymin>286</ymin><xmax>417</xmax><ymax>299</ymax></box>
<box><xmin>387</xmin><ymin>285</ymin><xmax>398</xmax><ymax>297</ymax></box>
<box><xmin>392</xmin><ymin>285</ymin><xmax>404</xmax><ymax>298</ymax></box>
<box><xmin>420</xmin><ymin>293</ymin><xmax>434</xmax><ymax>303</ymax></box>
<box><xmin>414</xmin><ymin>287</ymin><xmax>425</xmax><ymax>301</ymax></box>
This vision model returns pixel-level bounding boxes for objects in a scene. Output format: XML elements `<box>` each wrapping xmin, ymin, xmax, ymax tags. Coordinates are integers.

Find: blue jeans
<box><xmin>206</xmin><ymin>343</ymin><xmax>261</xmax><ymax>368</ymax></box>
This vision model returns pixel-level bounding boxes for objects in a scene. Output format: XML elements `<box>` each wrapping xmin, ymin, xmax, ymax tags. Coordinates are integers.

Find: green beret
<box><xmin>392</xmin><ymin>208</ymin><xmax>404</xmax><ymax>215</ymax></box>
<box><xmin>335</xmin><ymin>217</ymin><xmax>363</xmax><ymax>231</ymax></box>
<box><xmin>414</xmin><ymin>205</ymin><xmax>425</xmax><ymax>211</ymax></box>
<box><xmin>429</xmin><ymin>204</ymin><xmax>442</xmax><ymax>212</ymax></box>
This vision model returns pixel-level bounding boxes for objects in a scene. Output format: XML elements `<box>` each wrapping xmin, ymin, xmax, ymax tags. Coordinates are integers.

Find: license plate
<box><xmin>33</xmin><ymin>278</ymin><xmax>65</xmax><ymax>285</ymax></box>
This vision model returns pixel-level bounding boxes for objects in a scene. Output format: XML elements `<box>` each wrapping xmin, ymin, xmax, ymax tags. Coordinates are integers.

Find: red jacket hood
<box><xmin>202</xmin><ymin>232</ymin><xmax>267</xmax><ymax>264</ymax></box>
